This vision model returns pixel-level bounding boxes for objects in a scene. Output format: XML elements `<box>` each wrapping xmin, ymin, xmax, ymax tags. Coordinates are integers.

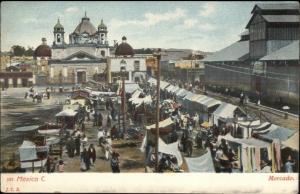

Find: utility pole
<box><xmin>154</xmin><ymin>48</ymin><xmax>161</xmax><ymax>172</ymax></box>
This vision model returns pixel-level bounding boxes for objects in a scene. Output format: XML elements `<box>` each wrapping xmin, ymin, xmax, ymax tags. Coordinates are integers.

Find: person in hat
<box><xmin>57</xmin><ymin>160</ymin><xmax>65</xmax><ymax>172</ymax></box>
<box><xmin>75</xmin><ymin>135</ymin><xmax>81</xmax><ymax>156</ymax></box>
<box><xmin>227</xmin><ymin>148</ymin><xmax>236</xmax><ymax>162</ymax></box>
<box><xmin>111</xmin><ymin>151</ymin><xmax>120</xmax><ymax>173</ymax></box>
<box><xmin>215</xmin><ymin>147</ymin><xmax>224</xmax><ymax>162</ymax></box>
<box><xmin>81</xmin><ymin>148</ymin><xmax>90</xmax><ymax>171</ymax></box>
<box><xmin>88</xmin><ymin>144</ymin><xmax>96</xmax><ymax>166</ymax></box>
<box><xmin>284</xmin><ymin>155</ymin><xmax>295</xmax><ymax>173</ymax></box>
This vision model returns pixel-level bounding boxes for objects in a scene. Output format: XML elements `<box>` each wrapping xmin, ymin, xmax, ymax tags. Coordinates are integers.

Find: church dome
<box><xmin>115</xmin><ymin>36</ymin><xmax>134</xmax><ymax>56</ymax></box>
<box><xmin>34</xmin><ymin>38</ymin><xmax>51</xmax><ymax>58</ymax></box>
<box><xmin>73</xmin><ymin>13</ymin><xmax>97</xmax><ymax>35</ymax></box>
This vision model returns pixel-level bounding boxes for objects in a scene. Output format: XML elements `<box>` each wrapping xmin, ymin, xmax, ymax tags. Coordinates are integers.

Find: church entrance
<box><xmin>77</xmin><ymin>71</ymin><xmax>86</xmax><ymax>84</ymax></box>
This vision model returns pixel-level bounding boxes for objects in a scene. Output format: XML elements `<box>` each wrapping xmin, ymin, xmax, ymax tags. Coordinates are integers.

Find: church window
<box><xmin>134</xmin><ymin>60</ymin><xmax>140</xmax><ymax>71</ymax></box>
<box><xmin>101</xmin><ymin>51</ymin><xmax>105</xmax><ymax>57</ymax></box>
<box><xmin>57</xmin><ymin>34</ymin><xmax>61</xmax><ymax>43</ymax></box>
<box><xmin>120</xmin><ymin>60</ymin><xmax>127</xmax><ymax>72</ymax></box>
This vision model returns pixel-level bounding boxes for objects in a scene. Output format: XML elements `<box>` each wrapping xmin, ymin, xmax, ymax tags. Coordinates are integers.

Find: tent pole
<box><xmin>32</xmin><ymin>161</ymin><xmax>34</xmax><ymax>172</ymax></box>
<box><xmin>155</xmin><ymin>49</ymin><xmax>161</xmax><ymax>172</ymax></box>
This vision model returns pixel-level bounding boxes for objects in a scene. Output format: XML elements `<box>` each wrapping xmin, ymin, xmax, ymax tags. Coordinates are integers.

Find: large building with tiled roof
<box><xmin>202</xmin><ymin>2</ymin><xmax>299</xmax><ymax>107</ymax></box>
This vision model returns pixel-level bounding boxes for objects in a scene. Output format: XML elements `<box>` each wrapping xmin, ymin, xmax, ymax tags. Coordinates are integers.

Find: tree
<box><xmin>24</xmin><ymin>47</ymin><xmax>34</xmax><ymax>56</ymax></box>
<box><xmin>11</xmin><ymin>45</ymin><xmax>26</xmax><ymax>56</ymax></box>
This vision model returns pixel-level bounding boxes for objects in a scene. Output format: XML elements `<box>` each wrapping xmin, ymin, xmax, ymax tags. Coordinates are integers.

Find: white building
<box><xmin>108</xmin><ymin>36</ymin><xmax>146</xmax><ymax>83</ymax></box>
<box><xmin>48</xmin><ymin>13</ymin><xmax>109</xmax><ymax>84</ymax></box>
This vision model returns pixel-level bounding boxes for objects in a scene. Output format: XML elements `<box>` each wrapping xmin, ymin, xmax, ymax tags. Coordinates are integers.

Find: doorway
<box><xmin>13</xmin><ymin>79</ymin><xmax>18</xmax><ymax>87</ymax></box>
<box><xmin>77</xmin><ymin>71</ymin><xmax>86</xmax><ymax>84</ymax></box>
<box><xmin>22</xmin><ymin>78</ymin><xmax>28</xmax><ymax>87</ymax></box>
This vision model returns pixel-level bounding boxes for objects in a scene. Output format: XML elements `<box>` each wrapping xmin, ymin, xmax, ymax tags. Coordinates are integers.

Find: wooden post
<box><xmin>122</xmin><ymin>77</ymin><xmax>126</xmax><ymax>137</ymax></box>
<box><xmin>155</xmin><ymin>49</ymin><xmax>161</xmax><ymax>172</ymax></box>
<box><xmin>32</xmin><ymin>161</ymin><xmax>34</xmax><ymax>172</ymax></box>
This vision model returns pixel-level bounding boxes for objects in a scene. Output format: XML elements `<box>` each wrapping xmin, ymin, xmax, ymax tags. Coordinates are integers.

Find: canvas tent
<box><xmin>147</xmin><ymin>77</ymin><xmax>156</xmax><ymax>85</ymax></box>
<box><xmin>165</xmin><ymin>85</ymin><xmax>175</xmax><ymax>93</ymax></box>
<box><xmin>146</xmin><ymin>117</ymin><xmax>174</xmax><ymax>130</ymax></box>
<box><xmin>14</xmin><ymin>125</ymin><xmax>39</xmax><ymax>132</ymax></box>
<box><xmin>55</xmin><ymin>109</ymin><xmax>78</xmax><ymax>117</ymax></box>
<box><xmin>158</xmin><ymin>138</ymin><xmax>183</xmax><ymax>166</ymax></box>
<box><xmin>129</xmin><ymin>90</ymin><xmax>142</xmax><ymax>102</ymax></box>
<box><xmin>63</xmin><ymin>104</ymin><xmax>80</xmax><ymax>111</ymax></box>
<box><xmin>19</xmin><ymin>140</ymin><xmax>38</xmax><ymax>162</ymax></box>
<box><xmin>194</xmin><ymin>96</ymin><xmax>221</xmax><ymax>112</ymax></box>
<box><xmin>131</xmin><ymin>95</ymin><xmax>152</xmax><ymax>107</ymax></box>
<box><xmin>176</xmin><ymin>89</ymin><xmax>189</xmax><ymax>98</ymax></box>
<box><xmin>55</xmin><ymin>109</ymin><xmax>78</xmax><ymax>129</ymax></box>
<box><xmin>124</xmin><ymin>83</ymin><xmax>141</xmax><ymax>94</ymax></box>
<box><xmin>282</xmin><ymin>132</ymin><xmax>299</xmax><ymax>151</ymax></box>
<box><xmin>170</xmin><ymin>86</ymin><xmax>180</xmax><ymax>94</ymax></box>
<box><xmin>185</xmin><ymin>148</ymin><xmax>215</xmax><ymax>172</ymax></box>
<box><xmin>160</xmin><ymin>81</ymin><xmax>170</xmax><ymax>90</ymax></box>
<box><xmin>146</xmin><ymin>117</ymin><xmax>174</xmax><ymax>135</ymax></box>
<box><xmin>147</xmin><ymin>78</ymin><xmax>170</xmax><ymax>90</ymax></box>
<box><xmin>212</xmin><ymin>102</ymin><xmax>245</xmax><ymax>126</ymax></box>
<box><xmin>252</xmin><ymin>124</ymin><xmax>296</xmax><ymax>142</ymax></box>
<box><xmin>218</xmin><ymin>133</ymin><xmax>271</xmax><ymax>173</ymax></box>
<box><xmin>70</xmin><ymin>99</ymin><xmax>86</xmax><ymax>106</ymax></box>
<box><xmin>181</xmin><ymin>92</ymin><xmax>198</xmax><ymax>110</ymax></box>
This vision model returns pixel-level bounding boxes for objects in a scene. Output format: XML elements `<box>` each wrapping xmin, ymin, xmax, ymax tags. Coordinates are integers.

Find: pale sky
<box><xmin>1</xmin><ymin>1</ymin><xmax>298</xmax><ymax>52</ymax></box>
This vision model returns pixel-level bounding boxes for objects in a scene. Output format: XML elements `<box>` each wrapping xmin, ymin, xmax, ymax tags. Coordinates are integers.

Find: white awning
<box><xmin>55</xmin><ymin>109</ymin><xmax>78</xmax><ymax>117</ymax></box>
<box><xmin>165</xmin><ymin>85</ymin><xmax>175</xmax><ymax>92</ymax></box>
<box><xmin>189</xmin><ymin>94</ymin><xmax>203</xmax><ymax>102</ymax></box>
<box><xmin>91</xmin><ymin>91</ymin><xmax>115</xmax><ymax>96</ymax></box>
<box><xmin>129</xmin><ymin>90</ymin><xmax>142</xmax><ymax>102</ymax></box>
<box><xmin>21</xmin><ymin>158</ymin><xmax>47</xmax><ymax>169</ymax></box>
<box><xmin>19</xmin><ymin>140</ymin><xmax>37</xmax><ymax>161</ymax></box>
<box><xmin>148</xmin><ymin>77</ymin><xmax>157</xmax><ymax>85</ymax></box>
<box><xmin>218</xmin><ymin>133</ymin><xmax>270</xmax><ymax>148</ymax></box>
<box><xmin>158</xmin><ymin>138</ymin><xmax>183</xmax><ymax>166</ymax></box>
<box><xmin>124</xmin><ymin>83</ymin><xmax>141</xmax><ymax>94</ymax></box>
<box><xmin>252</xmin><ymin>122</ymin><xmax>271</xmax><ymax>130</ymax></box>
<box><xmin>213</xmin><ymin>102</ymin><xmax>238</xmax><ymax>119</ymax></box>
<box><xmin>203</xmin><ymin>98</ymin><xmax>222</xmax><ymax>109</ymax></box>
<box><xmin>160</xmin><ymin>81</ymin><xmax>170</xmax><ymax>90</ymax></box>
<box><xmin>195</xmin><ymin>96</ymin><xmax>212</xmax><ymax>104</ymax></box>
<box><xmin>146</xmin><ymin>117</ymin><xmax>174</xmax><ymax>130</ymax></box>
<box><xmin>132</xmin><ymin>95</ymin><xmax>152</xmax><ymax>107</ymax></box>
<box><xmin>185</xmin><ymin>148</ymin><xmax>215</xmax><ymax>172</ymax></box>
<box><xmin>282</xmin><ymin>132</ymin><xmax>299</xmax><ymax>151</ymax></box>
<box><xmin>183</xmin><ymin>92</ymin><xmax>196</xmax><ymax>100</ymax></box>
<box><xmin>70</xmin><ymin>99</ymin><xmax>86</xmax><ymax>106</ymax></box>
<box><xmin>238</xmin><ymin>120</ymin><xmax>261</xmax><ymax>127</ymax></box>
<box><xmin>63</xmin><ymin>104</ymin><xmax>80</xmax><ymax>111</ymax></box>
<box><xmin>170</xmin><ymin>86</ymin><xmax>180</xmax><ymax>93</ymax></box>
<box><xmin>14</xmin><ymin>125</ymin><xmax>39</xmax><ymax>132</ymax></box>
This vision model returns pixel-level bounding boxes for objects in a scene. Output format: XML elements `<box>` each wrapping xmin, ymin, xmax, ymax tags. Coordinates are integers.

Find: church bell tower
<box><xmin>53</xmin><ymin>18</ymin><xmax>65</xmax><ymax>46</ymax></box>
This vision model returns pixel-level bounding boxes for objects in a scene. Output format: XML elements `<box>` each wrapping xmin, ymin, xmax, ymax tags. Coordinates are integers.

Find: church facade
<box><xmin>48</xmin><ymin>13</ymin><xmax>109</xmax><ymax>84</ymax></box>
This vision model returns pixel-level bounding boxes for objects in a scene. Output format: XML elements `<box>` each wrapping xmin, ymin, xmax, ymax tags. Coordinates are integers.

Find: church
<box><xmin>48</xmin><ymin>13</ymin><xmax>109</xmax><ymax>84</ymax></box>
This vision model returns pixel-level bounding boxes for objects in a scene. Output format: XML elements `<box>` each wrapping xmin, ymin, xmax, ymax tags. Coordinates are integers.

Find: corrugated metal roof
<box><xmin>239</xmin><ymin>29</ymin><xmax>249</xmax><ymax>36</ymax></box>
<box><xmin>201</xmin><ymin>41</ymin><xmax>249</xmax><ymax>62</ymax></box>
<box><xmin>260</xmin><ymin>40</ymin><xmax>299</xmax><ymax>61</ymax></box>
<box><xmin>254</xmin><ymin>3</ymin><xmax>299</xmax><ymax>11</ymax></box>
<box><xmin>262</xmin><ymin>15</ymin><xmax>299</xmax><ymax>23</ymax></box>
